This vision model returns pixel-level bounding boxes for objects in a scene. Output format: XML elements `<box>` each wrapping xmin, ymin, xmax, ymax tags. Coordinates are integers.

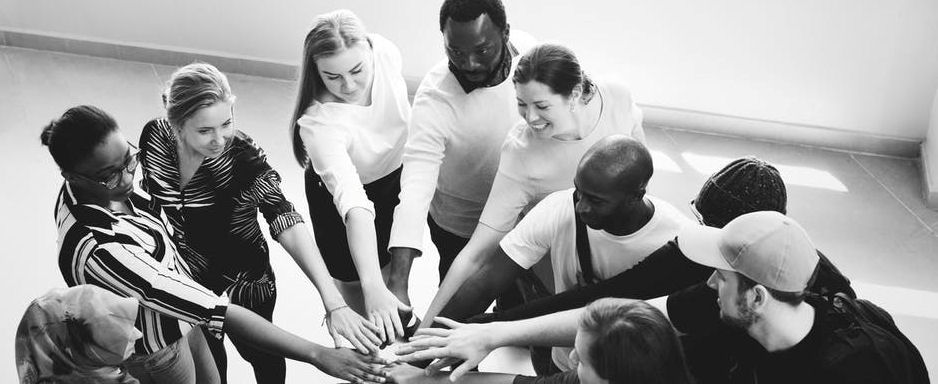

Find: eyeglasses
<box><xmin>689</xmin><ymin>199</ymin><xmax>705</xmax><ymax>225</ymax></box>
<box><xmin>72</xmin><ymin>143</ymin><xmax>140</xmax><ymax>190</ymax></box>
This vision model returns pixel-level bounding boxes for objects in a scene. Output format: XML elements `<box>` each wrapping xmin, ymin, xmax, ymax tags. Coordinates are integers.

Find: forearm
<box><xmin>387</xmin><ymin>247</ymin><xmax>419</xmax><ymax>297</ymax></box>
<box><xmin>488</xmin><ymin>240</ymin><xmax>711</xmax><ymax>322</ymax></box>
<box><xmin>489</xmin><ymin>308</ymin><xmax>583</xmax><ymax>349</ymax></box>
<box><xmin>437</xmin><ymin>248</ymin><xmax>523</xmax><ymax>322</ymax></box>
<box><xmin>345</xmin><ymin>208</ymin><xmax>387</xmax><ymax>291</ymax></box>
<box><xmin>224</xmin><ymin>304</ymin><xmax>323</xmax><ymax>364</ymax></box>
<box><xmin>420</xmin><ymin>225</ymin><xmax>507</xmax><ymax>327</ymax></box>
<box><xmin>276</xmin><ymin>224</ymin><xmax>346</xmax><ymax>311</ymax></box>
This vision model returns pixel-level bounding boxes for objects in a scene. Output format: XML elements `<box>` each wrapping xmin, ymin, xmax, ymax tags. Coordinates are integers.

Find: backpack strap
<box><xmin>573</xmin><ymin>191</ymin><xmax>598</xmax><ymax>285</ymax></box>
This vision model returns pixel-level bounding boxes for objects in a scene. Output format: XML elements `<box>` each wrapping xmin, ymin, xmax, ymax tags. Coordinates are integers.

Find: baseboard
<box><xmin>0</xmin><ymin>27</ymin><xmax>298</xmax><ymax>80</ymax></box>
<box><xmin>0</xmin><ymin>27</ymin><xmax>923</xmax><ymax>158</ymax></box>
<box><xmin>640</xmin><ymin>105</ymin><xmax>921</xmax><ymax>158</ymax></box>
<box><xmin>921</xmin><ymin>142</ymin><xmax>938</xmax><ymax>208</ymax></box>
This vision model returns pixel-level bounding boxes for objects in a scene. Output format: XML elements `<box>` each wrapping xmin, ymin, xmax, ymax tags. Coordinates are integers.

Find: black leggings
<box><xmin>305</xmin><ymin>166</ymin><xmax>400</xmax><ymax>282</ymax></box>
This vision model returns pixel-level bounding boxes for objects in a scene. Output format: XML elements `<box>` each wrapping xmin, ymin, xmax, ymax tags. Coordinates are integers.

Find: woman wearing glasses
<box><xmin>41</xmin><ymin>105</ymin><xmax>385</xmax><ymax>384</ymax></box>
<box><xmin>138</xmin><ymin>63</ymin><xmax>381</xmax><ymax>383</ymax></box>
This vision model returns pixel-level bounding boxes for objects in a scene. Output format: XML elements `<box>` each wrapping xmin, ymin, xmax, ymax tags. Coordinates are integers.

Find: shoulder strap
<box><xmin>573</xmin><ymin>191</ymin><xmax>598</xmax><ymax>285</ymax></box>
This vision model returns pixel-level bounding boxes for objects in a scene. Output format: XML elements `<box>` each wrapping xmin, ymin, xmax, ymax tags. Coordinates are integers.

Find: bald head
<box><xmin>577</xmin><ymin>135</ymin><xmax>654</xmax><ymax>193</ymax></box>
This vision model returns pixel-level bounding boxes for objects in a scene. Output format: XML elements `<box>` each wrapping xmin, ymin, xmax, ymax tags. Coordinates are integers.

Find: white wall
<box><xmin>2</xmin><ymin>0</ymin><xmax>937</xmax><ymax>141</ymax></box>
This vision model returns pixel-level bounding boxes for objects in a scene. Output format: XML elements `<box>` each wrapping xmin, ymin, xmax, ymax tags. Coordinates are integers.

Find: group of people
<box><xmin>14</xmin><ymin>0</ymin><xmax>929</xmax><ymax>383</ymax></box>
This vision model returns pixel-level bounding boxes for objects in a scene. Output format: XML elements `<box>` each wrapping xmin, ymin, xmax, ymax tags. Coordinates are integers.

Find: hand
<box><xmin>395</xmin><ymin>317</ymin><xmax>495</xmax><ymax>381</ymax></box>
<box><xmin>385</xmin><ymin>362</ymin><xmax>433</xmax><ymax>384</ymax></box>
<box><xmin>364</xmin><ymin>285</ymin><xmax>413</xmax><ymax>343</ymax></box>
<box><xmin>313</xmin><ymin>347</ymin><xmax>389</xmax><ymax>384</ymax></box>
<box><xmin>327</xmin><ymin>305</ymin><xmax>383</xmax><ymax>354</ymax></box>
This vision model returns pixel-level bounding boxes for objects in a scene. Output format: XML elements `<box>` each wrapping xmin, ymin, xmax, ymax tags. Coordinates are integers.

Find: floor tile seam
<box><xmin>850</xmin><ymin>153</ymin><xmax>938</xmax><ymax>237</ymax></box>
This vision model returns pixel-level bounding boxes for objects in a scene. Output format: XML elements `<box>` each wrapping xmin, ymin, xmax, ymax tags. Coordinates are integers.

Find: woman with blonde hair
<box><xmin>289</xmin><ymin>9</ymin><xmax>413</xmax><ymax>345</ymax></box>
<box><xmin>139</xmin><ymin>62</ymin><xmax>379</xmax><ymax>383</ymax></box>
<box><xmin>42</xmin><ymin>105</ymin><xmax>386</xmax><ymax>384</ymax></box>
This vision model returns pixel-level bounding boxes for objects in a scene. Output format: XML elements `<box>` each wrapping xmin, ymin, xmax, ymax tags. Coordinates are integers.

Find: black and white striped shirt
<box><xmin>55</xmin><ymin>183</ymin><xmax>229</xmax><ymax>355</ymax></box>
<box><xmin>139</xmin><ymin>119</ymin><xmax>304</xmax><ymax>307</ymax></box>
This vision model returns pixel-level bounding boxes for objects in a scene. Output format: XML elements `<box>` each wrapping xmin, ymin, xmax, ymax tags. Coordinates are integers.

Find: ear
<box><xmin>750</xmin><ymin>285</ymin><xmax>770</xmax><ymax>311</ymax></box>
<box><xmin>570</xmin><ymin>84</ymin><xmax>584</xmax><ymax>103</ymax></box>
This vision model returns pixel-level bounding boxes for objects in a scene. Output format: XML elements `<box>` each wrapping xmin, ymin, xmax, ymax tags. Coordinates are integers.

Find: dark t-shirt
<box><xmin>727</xmin><ymin>296</ymin><xmax>913</xmax><ymax>384</ymax></box>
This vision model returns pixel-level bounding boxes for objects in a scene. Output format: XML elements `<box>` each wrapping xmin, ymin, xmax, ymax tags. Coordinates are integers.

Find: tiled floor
<box><xmin>1</xmin><ymin>46</ymin><xmax>935</xmax><ymax>382</ymax></box>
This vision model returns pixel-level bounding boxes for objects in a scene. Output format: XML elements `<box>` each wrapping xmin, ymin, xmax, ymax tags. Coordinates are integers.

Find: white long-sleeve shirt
<box><xmin>390</xmin><ymin>33</ymin><xmax>536</xmax><ymax>250</ymax></box>
<box><xmin>478</xmin><ymin>80</ymin><xmax>645</xmax><ymax>232</ymax></box>
<box><xmin>298</xmin><ymin>34</ymin><xmax>410</xmax><ymax>219</ymax></box>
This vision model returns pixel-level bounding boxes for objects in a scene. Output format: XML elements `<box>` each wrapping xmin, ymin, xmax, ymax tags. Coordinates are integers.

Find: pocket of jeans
<box><xmin>144</xmin><ymin>341</ymin><xmax>180</xmax><ymax>373</ymax></box>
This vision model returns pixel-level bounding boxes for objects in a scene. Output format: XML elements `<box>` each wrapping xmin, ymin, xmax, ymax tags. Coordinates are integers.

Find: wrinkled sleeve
<box><xmin>299</xmin><ymin>113</ymin><xmax>375</xmax><ymax>220</ymax></box>
<box><xmin>83</xmin><ymin>241</ymin><xmax>229</xmax><ymax>336</ymax></box>
<box><xmin>389</xmin><ymin>90</ymin><xmax>452</xmax><ymax>251</ymax></box>
<box><xmin>234</xmin><ymin>134</ymin><xmax>305</xmax><ymax>239</ymax></box>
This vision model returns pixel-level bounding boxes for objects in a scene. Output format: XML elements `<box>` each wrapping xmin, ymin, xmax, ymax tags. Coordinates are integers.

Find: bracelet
<box><xmin>327</xmin><ymin>304</ymin><xmax>349</xmax><ymax>316</ymax></box>
<box><xmin>322</xmin><ymin>305</ymin><xmax>350</xmax><ymax>326</ymax></box>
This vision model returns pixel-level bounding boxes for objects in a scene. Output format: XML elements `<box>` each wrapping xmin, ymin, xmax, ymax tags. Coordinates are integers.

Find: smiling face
<box><xmin>316</xmin><ymin>42</ymin><xmax>375</xmax><ymax>105</ymax></box>
<box><xmin>515</xmin><ymin>80</ymin><xmax>579</xmax><ymax>138</ymax></box>
<box><xmin>443</xmin><ymin>14</ymin><xmax>506</xmax><ymax>83</ymax></box>
<box><xmin>177</xmin><ymin>100</ymin><xmax>234</xmax><ymax>159</ymax></box>
<box><xmin>571</xmin><ymin>330</ymin><xmax>608</xmax><ymax>384</ymax></box>
<box><xmin>66</xmin><ymin>131</ymin><xmax>137</xmax><ymax>202</ymax></box>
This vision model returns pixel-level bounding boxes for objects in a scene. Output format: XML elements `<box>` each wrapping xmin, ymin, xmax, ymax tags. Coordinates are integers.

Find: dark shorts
<box><xmin>305</xmin><ymin>166</ymin><xmax>400</xmax><ymax>282</ymax></box>
<box><xmin>513</xmin><ymin>370</ymin><xmax>579</xmax><ymax>384</ymax></box>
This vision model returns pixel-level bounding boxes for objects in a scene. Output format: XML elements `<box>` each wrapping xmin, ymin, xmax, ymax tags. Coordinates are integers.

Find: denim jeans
<box><xmin>123</xmin><ymin>331</ymin><xmax>196</xmax><ymax>384</ymax></box>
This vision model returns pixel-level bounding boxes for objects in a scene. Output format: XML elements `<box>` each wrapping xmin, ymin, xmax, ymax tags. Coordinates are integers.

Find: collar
<box><xmin>448</xmin><ymin>40</ymin><xmax>518</xmax><ymax>94</ymax></box>
<box><xmin>60</xmin><ymin>182</ymin><xmax>144</xmax><ymax>228</ymax></box>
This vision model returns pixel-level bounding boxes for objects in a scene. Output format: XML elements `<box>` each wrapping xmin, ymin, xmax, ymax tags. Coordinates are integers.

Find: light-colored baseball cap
<box><xmin>677</xmin><ymin>211</ymin><xmax>819</xmax><ymax>292</ymax></box>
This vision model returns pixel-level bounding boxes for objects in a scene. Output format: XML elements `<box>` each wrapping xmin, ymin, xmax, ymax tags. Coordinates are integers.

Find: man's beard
<box><xmin>721</xmin><ymin>295</ymin><xmax>758</xmax><ymax>330</ymax></box>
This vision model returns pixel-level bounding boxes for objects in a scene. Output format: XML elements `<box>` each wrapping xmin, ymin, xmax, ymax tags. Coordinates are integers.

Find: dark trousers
<box><xmin>426</xmin><ymin>215</ymin><xmax>469</xmax><ymax>281</ymax></box>
<box><xmin>305</xmin><ymin>166</ymin><xmax>400</xmax><ymax>282</ymax></box>
<box><xmin>203</xmin><ymin>293</ymin><xmax>285</xmax><ymax>384</ymax></box>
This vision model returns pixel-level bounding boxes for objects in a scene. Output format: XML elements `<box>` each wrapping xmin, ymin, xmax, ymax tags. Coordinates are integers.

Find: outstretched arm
<box><xmin>397</xmin><ymin>308</ymin><xmax>584</xmax><ymax>381</ymax></box>
<box><xmin>276</xmin><ymin>224</ymin><xmax>382</xmax><ymax>354</ymax></box>
<box><xmin>435</xmin><ymin>243</ymin><xmax>524</xmax><ymax>324</ymax></box>
<box><xmin>346</xmin><ymin>208</ymin><xmax>412</xmax><ymax>344</ymax></box>
<box><xmin>479</xmin><ymin>240</ymin><xmax>710</xmax><ymax>323</ymax></box>
<box><xmin>387</xmin><ymin>246</ymin><xmax>420</xmax><ymax>305</ymax></box>
<box><xmin>224</xmin><ymin>304</ymin><xmax>387</xmax><ymax>383</ymax></box>
<box><xmin>420</xmin><ymin>224</ymin><xmax>509</xmax><ymax>328</ymax></box>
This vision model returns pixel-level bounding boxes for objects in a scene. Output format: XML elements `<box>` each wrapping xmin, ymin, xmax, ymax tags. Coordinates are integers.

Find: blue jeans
<box><xmin>123</xmin><ymin>331</ymin><xmax>196</xmax><ymax>384</ymax></box>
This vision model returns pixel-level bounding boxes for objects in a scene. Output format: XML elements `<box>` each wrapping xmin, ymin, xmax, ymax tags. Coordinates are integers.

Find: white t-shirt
<box><xmin>298</xmin><ymin>34</ymin><xmax>410</xmax><ymax>219</ymax></box>
<box><xmin>389</xmin><ymin>32</ymin><xmax>536</xmax><ymax>250</ymax></box>
<box><xmin>478</xmin><ymin>80</ymin><xmax>645</xmax><ymax>232</ymax></box>
<box><xmin>499</xmin><ymin>188</ymin><xmax>692</xmax><ymax>370</ymax></box>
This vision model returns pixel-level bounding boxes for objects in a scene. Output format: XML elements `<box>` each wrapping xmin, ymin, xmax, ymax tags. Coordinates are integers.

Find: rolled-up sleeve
<box><xmin>231</xmin><ymin>133</ymin><xmax>306</xmax><ymax>239</ymax></box>
<box><xmin>85</xmin><ymin>242</ymin><xmax>229</xmax><ymax>336</ymax></box>
<box><xmin>389</xmin><ymin>93</ymin><xmax>451</xmax><ymax>251</ymax></box>
<box><xmin>246</xmin><ymin>172</ymin><xmax>305</xmax><ymax>239</ymax></box>
<box><xmin>299</xmin><ymin>115</ymin><xmax>375</xmax><ymax>220</ymax></box>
